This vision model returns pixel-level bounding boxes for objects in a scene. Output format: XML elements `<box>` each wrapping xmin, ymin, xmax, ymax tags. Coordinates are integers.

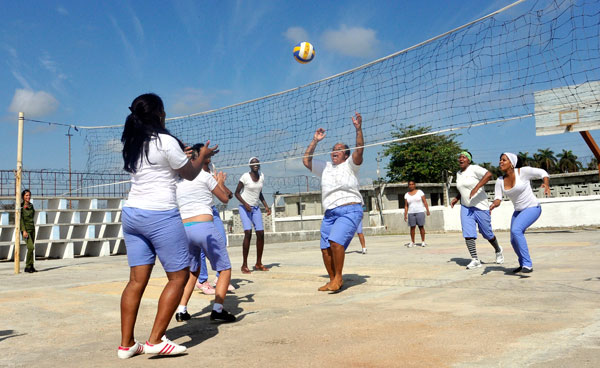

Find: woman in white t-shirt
<box><xmin>403</xmin><ymin>181</ymin><xmax>430</xmax><ymax>247</ymax></box>
<box><xmin>234</xmin><ymin>157</ymin><xmax>271</xmax><ymax>274</ymax></box>
<box><xmin>303</xmin><ymin>112</ymin><xmax>364</xmax><ymax>292</ymax></box>
<box><xmin>450</xmin><ymin>151</ymin><xmax>504</xmax><ymax>270</ymax></box>
<box><xmin>118</xmin><ymin>93</ymin><xmax>217</xmax><ymax>358</ymax></box>
<box><xmin>488</xmin><ymin>152</ymin><xmax>550</xmax><ymax>274</ymax></box>
<box><xmin>174</xmin><ymin>143</ymin><xmax>236</xmax><ymax>323</ymax></box>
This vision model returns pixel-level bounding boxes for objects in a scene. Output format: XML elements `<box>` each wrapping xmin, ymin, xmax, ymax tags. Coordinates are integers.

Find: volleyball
<box><xmin>293</xmin><ymin>41</ymin><xmax>315</xmax><ymax>64</ymax></box>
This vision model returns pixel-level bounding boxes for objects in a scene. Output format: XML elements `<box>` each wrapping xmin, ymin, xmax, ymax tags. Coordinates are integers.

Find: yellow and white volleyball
<box><xmin>293</xmin><ymin>41</ymin><xmax>315</xmax><ymax>64</ymax></box>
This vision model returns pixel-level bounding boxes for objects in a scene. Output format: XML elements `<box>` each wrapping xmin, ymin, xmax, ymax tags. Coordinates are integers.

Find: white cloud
<box><xmin>39</xmin><ymin>52</ymin><xmax>68</xmax><ymax>92</ymax></box>
<box><xmin>284</xmin><ymin>27</ymin><xmax>309</xmax><ymax>43</ymax></box>
<box><xmin>8</xmin><ymin>89</ymin><xmax>59</xmax><ymax>117</ymax></box>
<box><xmin>132</xmin><ymin>14</ymin><xmax>144</xmax><ymax>41</ymax></box>
<box><xmin>171</xmin><ymin>88</ymin><xmax>212</xmax><ymax>116</ymax></box>
<box><xmin>322</xmin><ymin>25</ymin><xmax>380</xmax><ymax>58</ymax></box>
<box><xmin>57</xmin><ymin>6</ymin><xmax>68</xmax><ymax>15</ymax></box>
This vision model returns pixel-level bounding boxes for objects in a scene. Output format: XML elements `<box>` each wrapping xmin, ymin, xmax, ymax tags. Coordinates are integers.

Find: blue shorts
<box><xmin>185</xmin><ymin>221</ymin><xmax>231</xmax><ymax>273</ymax></box>
<box><xmin>356</xmin><ymin>219</ymin><xmax>363</xmax><ymax>234</ymax></box>
<box><xmin>460</xmin><ymin>205</ymin><xmax>495</xmax><ymax>240</ymax></box>
<box><xmin>239</xmin><ymin>205</ymin><xmax>264</xmax><ymax>231</ymax></box>
<box><xmin>122</xmin><ymin>207</ymin><xmax>190</xmax><ymax>272</ymax></box>
<box><xmin>320</xmin><ymin>204</ymin><xmax>363</xmax><ymax>250</ymax></box>
<box><xmin>212</xmin><ymin>205</ymin><xmax>227</xmax><ymax>241</ymax></box>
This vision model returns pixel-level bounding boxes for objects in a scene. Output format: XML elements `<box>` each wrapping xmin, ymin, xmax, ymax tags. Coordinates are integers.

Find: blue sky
<box><xmin>1</xmin><ymin>0</ymin><xmax>598</xmax><ymax>192</ymax></box>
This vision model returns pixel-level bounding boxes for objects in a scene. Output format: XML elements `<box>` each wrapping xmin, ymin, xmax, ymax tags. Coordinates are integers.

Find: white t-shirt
<box><xmin>312</xmin><ymin>157</ymin><xmax>363</xmax><ymax>211</ymax></box>
<box><xmin>124</xmin><ymin>134</ymin><xmax>188</xmax><ymax>211</ymax></box>
<box><xmin>239</xmin><ymin>172</ymin><xmax>264</xmax><ymax>207</ymax></box>
<box><xmin>404</xmin><ymin>190</ymin><xmax>426</xmax><ymax>214</ymax></box>
<box><xmin>494</xmin><ymin>167</ymin><xmax>549</xmax><ymax>211</ymax></box>
<box><xmin>176</xmin><ymin>170</ymin><xmax>218</xmax><ymax>219</ymax></box>
<box><xmin>456</xmin><ymin>164</ymin><xmax>490</xmax><ymax>210</ymax></box>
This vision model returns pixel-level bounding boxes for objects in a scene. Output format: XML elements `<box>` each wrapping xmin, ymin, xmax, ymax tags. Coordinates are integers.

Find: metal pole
<box><xmin>68</xmin><ymin>128</ymin><xmax>72</xmax><ymax>207</ymax></box>
<box><xmin>14</xmin><ymin>112</ymin><xmax>24</xmax><ymax>274</ymax></box>
<box><xmin>579</xmin><ymin>131</ymin><xmax>600</xmax><ymax>179</ymax></box>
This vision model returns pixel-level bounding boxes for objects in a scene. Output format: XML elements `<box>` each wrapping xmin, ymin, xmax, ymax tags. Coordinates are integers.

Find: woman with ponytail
<box><xmin>118</xmin><ymin>93</ymin><xmax>218</xmax><ymax>359</ymax></box>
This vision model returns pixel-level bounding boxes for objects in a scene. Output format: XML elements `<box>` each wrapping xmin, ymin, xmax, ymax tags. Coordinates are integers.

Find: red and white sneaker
<box><xmin>117</xmin><ymin>340</ymin><xmax>144</xmax><ymax>359</ymax></box>
<box><xmin>144</xmin><ymin>338</ymin><xmax>186</xmax><ymax>356</ymax></box>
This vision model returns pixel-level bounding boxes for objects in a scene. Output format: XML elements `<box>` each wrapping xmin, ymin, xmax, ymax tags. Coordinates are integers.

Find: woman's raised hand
<box><xmin>314</xmin><ymin>128</ymin><xmax>326</xmax><ymax>142</ymax></box>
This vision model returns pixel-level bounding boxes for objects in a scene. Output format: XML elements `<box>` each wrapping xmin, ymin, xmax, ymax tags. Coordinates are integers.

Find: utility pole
<box><xmin>14</xmin><ymin>112</ymin><xmax>24</xmax><ymax>274</ymax></box>
<box><xmin>66</xmin><ymin>126</ymin><xmax>73</xmax><ymax>208</ymax></box>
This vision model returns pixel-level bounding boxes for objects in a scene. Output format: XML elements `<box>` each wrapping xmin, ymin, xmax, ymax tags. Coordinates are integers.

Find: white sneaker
<box><xmin>362</xmin><ymin>248</ymin><xmax>367</xmax><ymax>254</ymax></box>
<box><xmin>117</xmin><ymin>340</ymin><xmax>144</xmax><ymax>359</ymax></box>
<box><xmin>406</xmin><ymin>242</ymin><xmax>415</xmax><ymax>248</ymax></box>
<box><xmin>495</xmin><ymin>246</ymin><xmax>504</xmax><ymax>264</ymax></box>
<box><xmin>419</xmin><ymin>242</ymin><xmax>426</xmax><ymax>247</ymax></box>
<box><xmin>210</xmin><ymin>277</ymin><xmax>218</xmax><ymax>288</ymax></box>
<box><xmin>144</xmin><ymin>337</ymin><xmax>186</xmax><ymax>355</ymax></box>
<box><xmin>466</xmin><ymin>258</ymin><xmax>482</xmax><ymax>269</ymax></box>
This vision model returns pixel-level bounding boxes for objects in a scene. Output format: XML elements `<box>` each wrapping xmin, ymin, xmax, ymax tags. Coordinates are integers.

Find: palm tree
<box><xmin>517</xmin><ymin>151</ymin><xmax>536</xmax><ymax>167</ymax></box>
<box><xmin>534</xmin><ymin>148</ymin><xmax>558</xmax><ymax>173</ymax></box>
<box><xmin>557</xmin><ymin>149</ymin><xmax>582</xmax><ymax>173</ymax></box>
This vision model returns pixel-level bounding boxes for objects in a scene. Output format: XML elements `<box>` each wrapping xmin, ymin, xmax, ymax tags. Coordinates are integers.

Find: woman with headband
<box><xmin>487</xmin><ymin>152</ymin><xmax>550</xmax><ymax>273</ymax></box>
<box><xmin>303</xmin><ymin>112</ymin><xmax>364</xmax><ymax>292</ymax></box>
<box><xmin>235</xmin><ymin>157</ymin><xmax>271</xmax><ymax>274</ymax></box>
<box><xmin>450</xmin><ymin>151</ymin><xmax>504</xmax><ymax>269</ymax></box>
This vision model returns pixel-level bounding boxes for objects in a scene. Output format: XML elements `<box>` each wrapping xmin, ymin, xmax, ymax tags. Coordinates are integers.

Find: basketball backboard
<box><xmin>535</xmin><ymin>80</ymin><xmax>600</xmax><ymax>136</ymax></box>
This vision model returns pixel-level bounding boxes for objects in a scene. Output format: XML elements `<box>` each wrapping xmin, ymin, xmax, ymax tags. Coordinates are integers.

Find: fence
<box><xmin>0</xmin><ymin>170</ymin><xmax>130</xmax><ymax>198</ymax></box>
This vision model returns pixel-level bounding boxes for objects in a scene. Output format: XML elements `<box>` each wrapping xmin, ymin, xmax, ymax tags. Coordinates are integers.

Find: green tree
<box><xmin>517</xmin><ymin>151</ymin><xmax>536</xmax><ymax>167</ymax></box>
<box><xmin>587</xmin><ymin>157</ymin><xmax>598</xmax><ymax>171</ymax></box>
<box><xmin>383</xmin><ymin>125</ymin><xmax>463</xmax><ymax>183</ymax></box>
<box><xmin>556</xmin><ymin>149</ymin><xmax>582</xmax><ymax>173</ymax></box>
<box><xmin>480</xmin><ymin>162</ymin><xmax>502</xmax><ymax>178</ymax></box>
<box><xmin>534</xmin><ymin>148</ymin><xmax>558</xmax><ymax>173</ymax></box>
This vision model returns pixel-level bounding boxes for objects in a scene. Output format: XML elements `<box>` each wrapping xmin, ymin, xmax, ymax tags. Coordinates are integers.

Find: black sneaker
<box><xmin>521</xmin><ymin>267</ymin><xmax>533</xmax><ymax>273</ymax></box>
<box><xmin>512</xmin><ymin>267</ymin><xmax>522</xmax><ymax>273</ymax></box>
<box><xmin>175</xmin><ymin>311</ymin><xmax>191</xmax><ymax>322</ymax></box>
<box><xmin>210</xmin><ymin>309</ymin><xmax>236</xmax><ymax>323</ymax></box>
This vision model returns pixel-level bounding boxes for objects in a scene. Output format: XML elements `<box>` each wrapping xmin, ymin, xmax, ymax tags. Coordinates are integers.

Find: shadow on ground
<box><xmin>163</xmin><ymin>293</ymin><xmax>256</xmax><ymax>352</ymax></box>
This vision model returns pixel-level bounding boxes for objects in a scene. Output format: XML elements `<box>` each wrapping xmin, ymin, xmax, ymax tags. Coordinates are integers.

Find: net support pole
<box><xmin>579</xmin><ymin>131</ymin><xmax>600</xmax><ymax>179</ymax></box>
<box><xmin>14</xmin><ymin>112</ymin><xmax>24</xmax><ymax>274</ymax></box>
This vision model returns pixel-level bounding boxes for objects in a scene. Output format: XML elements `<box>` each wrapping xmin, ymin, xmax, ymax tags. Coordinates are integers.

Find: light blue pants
<box><xmin>510</xmin><ymin>206</ymin><xmax>541</xmax><ymax>268</ymax></box>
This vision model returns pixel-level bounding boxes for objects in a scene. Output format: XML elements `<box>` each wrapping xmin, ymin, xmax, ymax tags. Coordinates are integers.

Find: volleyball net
<box><xmin>77</xmin><ymin>0</ymin><xmax>600</xmax><ymax>189</ymax></box>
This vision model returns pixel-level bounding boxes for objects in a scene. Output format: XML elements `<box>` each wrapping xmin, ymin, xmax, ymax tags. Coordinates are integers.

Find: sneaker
<box><xmin>495</xmin><ymin>247</ymin><xmax>504</xmax><ymax>264</ymax></box>
<box><xmin>144</xmin><ymin>338</ymin><xmax>186</xmax><ymax>355</ymax></box>
<box><xmin>227</xmin><ymin>283</ymin><xmax>235</xmax><ymax>292</ymax></box>
<box><xmin>200</xmin><ymin>282</ymin><xmax>216</xmax><ymax>295</ymax></box>
<box><xmin>521</xmin><ymin>266</ymin><xmax>533</xmax><ymax>273</ymax></box>
<box><xmin>362</xmin><ymin>248</ymin><xmax>367</xmax><ymax>254</ymax></box>
<box><xmin>419</xmin><ymin>242</ymin><xmax>426</xmax><ymax>247</ymax></box>
<box><xmin>210</xmin><ymin>277</ymin><xmax>219</xmax><ymax>288</ymax></box>
<box><xmin>117</xmin><ymin>340</ymin><xmax>144</xmax><ymax>359</ymax></box>
<box><xmin>513</xmin><ymin>266</ymin><xmax>523</xmax><ymax>273</ymax></box>
<box><xmin>466</xmin><ymin>258</ymin><xmax>482</xmax><ymax>269</ymax></box>
<box><xmin>406</xmin><ymin>242</ymin><xmax>415</xmax><ymax>248</ymax></box>
<box><xmin>175</xmin><ymin>311</ymin><xmax>191</xmax><ymax>322</ymax></box>
<box><xmin>210</xmin><ymin>309</ymin><xmax>237</xmax><ymax>323</ymax></box>
<box><xmin>195</xmin><ymin>279</ymin><xmax>204</xmax><ymax>290</ymax></box>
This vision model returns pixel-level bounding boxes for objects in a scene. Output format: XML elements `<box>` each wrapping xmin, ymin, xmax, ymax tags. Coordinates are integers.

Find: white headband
<box><xmin>504</xmin><ymin>152</ymin><xmax>518</xmax><ymax>168</ymax></box>
<box><xmin>248</xmin><ymin>157</ymin><xmax>259</xmax><ymax>165</ymax></box>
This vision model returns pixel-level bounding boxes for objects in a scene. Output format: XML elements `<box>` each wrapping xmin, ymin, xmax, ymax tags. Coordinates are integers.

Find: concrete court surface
<box><xmin>1</xmin><ymin>229</ymin><xmax>600</xmax><ymax>368</ymax></box>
